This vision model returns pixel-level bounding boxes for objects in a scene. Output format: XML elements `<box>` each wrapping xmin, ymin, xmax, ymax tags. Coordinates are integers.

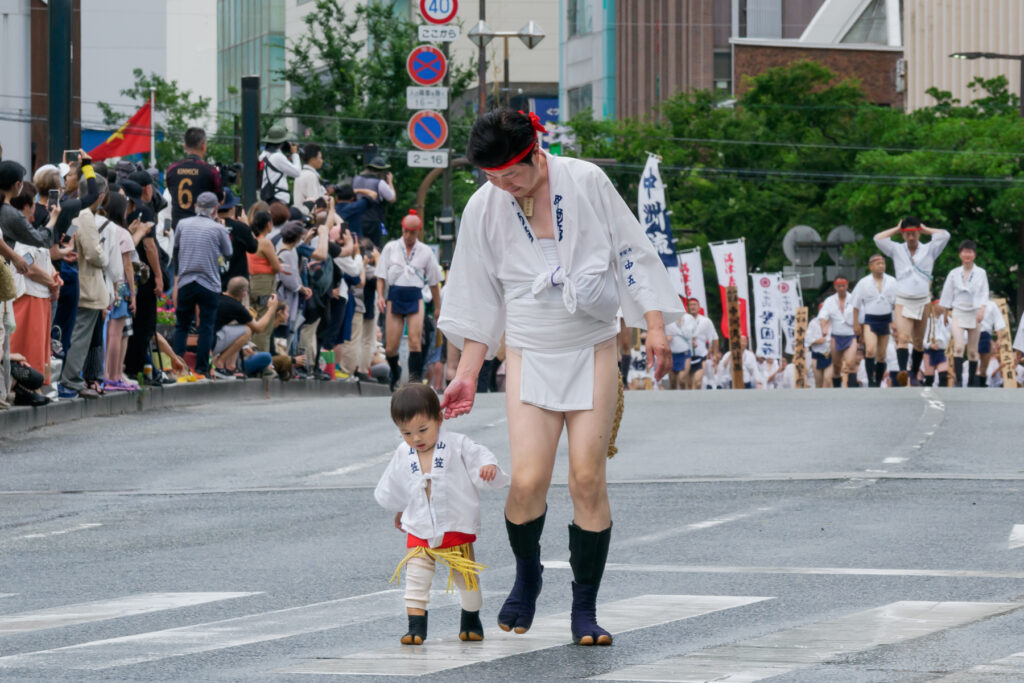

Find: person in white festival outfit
<box><xmin>687</xmin><ymin>298</ymin><xmax>718</xmax><ymax>390</ymax></box>
<box><xmin>438</xmin><ymin>109</ymin><xmax>682</xmax><ymax>646</ymax></box>
<box><xmin>978</xmin><ymin>296</ymin><xmax>1006</xmax><ymax>388</ymax></box>
<box><xmin>850</xmin><ymin>254</ymin><xmax>898</xmax><ymax>387</ymax></box>
<box><xmin>806</xmin><ymin>310</ymin><xmax>831</xmax><ymax>388</ymax></box>
<box><xmin>938</xmin><ymin>240</ymin><xmax>989</xmax><ymax>387</ymax></box>
<box><xmin>817</xmin><ymin>277</ymin><xmax>858</xmax><ymax>388</ymax></box>
<box><xmin>377</xmin><ymin>210</ymin><xmax>443</xmax><ymax>388</ymax></box>
<box><xmin>873</xmin><ymin>217</ymin><xmax>950</xmax><ymax>385</ymax></box>
<box><xmin>665</xmin><ymin>303</ymin><xmax>697</xmax><ymax>389</ymax></box>
<box><xmin>921</xmin><ymin>302</ymin><xmax>951</xmax><ymax>387</ymax></box>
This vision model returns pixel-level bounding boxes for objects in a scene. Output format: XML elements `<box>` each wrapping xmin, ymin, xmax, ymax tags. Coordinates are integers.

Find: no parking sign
<box><xmin>407</xmin><ymin>45</ymin><xmax>447</xmax><ymax>87</ymax></box>
<box><xmin>408</xmin><ymin>110</ymin><xmax>448</xmax><ymax>151</ymax></box>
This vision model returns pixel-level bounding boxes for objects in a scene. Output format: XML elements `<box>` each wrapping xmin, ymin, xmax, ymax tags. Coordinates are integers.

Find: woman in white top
<box><xmin>938</xmin><ymin>240</ymin><xmax>989</xmax><ymax>386</ymax></box>
<box><xmin>851</xmin><ymin>254</ymin><xmax>898</xmax><ymax>386</ymax></box>
<box><xmin>817</xmin><ymin>277</ymin><xmax>857</xmax><ymax>388</ymax></box>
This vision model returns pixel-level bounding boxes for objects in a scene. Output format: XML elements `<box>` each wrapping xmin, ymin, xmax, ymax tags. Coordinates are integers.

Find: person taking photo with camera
<box><xmin>259</xmin><ymin>125</ymin><xmax>302</xmax><ymax>205</ymax></box>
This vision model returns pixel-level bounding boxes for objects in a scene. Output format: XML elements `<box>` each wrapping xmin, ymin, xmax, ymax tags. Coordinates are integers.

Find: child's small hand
<box><xmin>394</xmin><ymin>512</ymin><xmax>403</xmax><ymax>530</ymax></box>
<box><xmin>479</xmin><ymin>464</ymin><xmax>497</xmax><ymax>482</ymax></box>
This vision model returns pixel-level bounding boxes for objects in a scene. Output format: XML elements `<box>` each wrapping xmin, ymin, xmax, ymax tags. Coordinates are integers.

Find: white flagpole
<box><xmin>149</xmin><ymin>87</ymin><xmax>156</xmax><ymax>168</ymax></box>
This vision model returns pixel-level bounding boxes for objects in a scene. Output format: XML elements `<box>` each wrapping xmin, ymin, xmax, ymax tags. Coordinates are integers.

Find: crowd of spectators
<box><xmin>0</xmin><ymin>125</ymin><xmax>410</xmax><ymax>409</ymax></box>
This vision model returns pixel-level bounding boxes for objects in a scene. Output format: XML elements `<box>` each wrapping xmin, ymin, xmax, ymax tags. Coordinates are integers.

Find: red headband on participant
<box><xmin>899</xmin><ymin>226</ymin><xmax>922</xmax><ymax>232</ymax></box>
<box><xmin>479</xmin><ymin>111</ymin><xmax>548</xmax><ymax>172</ymax></box>
<box><xmin>834</xmin><ymin>277</ymin><xmax>848</xmax><ymax>285</ymax></box>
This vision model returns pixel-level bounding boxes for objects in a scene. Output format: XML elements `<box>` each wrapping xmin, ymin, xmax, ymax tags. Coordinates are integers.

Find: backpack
<box><xmin>259</xmin><ymin>158</ymin><xmax>283</xmax><ymax>202</ymax></box>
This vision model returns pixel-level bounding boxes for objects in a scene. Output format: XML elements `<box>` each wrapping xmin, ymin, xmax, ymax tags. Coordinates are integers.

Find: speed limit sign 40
<box><xmin>420</xmin><ymin>0</ymin><xmax>457</xmax><ymax>25</ymax></box>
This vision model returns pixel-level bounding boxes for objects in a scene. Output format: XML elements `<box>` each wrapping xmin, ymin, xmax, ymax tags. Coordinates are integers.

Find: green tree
<box><xmin>96</xmin><ymin>69</ymin><xmax>234</xmax><ymax>171</ymax></box>
<box><xmin>281</xmin><ymin>0</ymin><xmax>477</xmax><ymax>237</ymax></box>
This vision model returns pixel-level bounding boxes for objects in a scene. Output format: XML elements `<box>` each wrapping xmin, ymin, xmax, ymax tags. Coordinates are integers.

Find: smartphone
<box><xmin>47</xmin><ymin>189</ymin><xmax>60</xmax><ymax>208</ymax></box>
<box><xmin>162</xmin><ymin>218</ymin><xmax>171</xmax><ymax>236</ymax></box>
<box><xmin>23</xmin><ymin>252</ymin><xmax>34</xmax><ymax>267</ymax></box>
<box><xmin>64</xmin><ymin>223</ymin><xmax>78</xmax><ymax>239</ymax></box>
<box><xmin>63</xmin><ymin>149</ymin><xmax>80</xmax><ymax>164</ymax></box>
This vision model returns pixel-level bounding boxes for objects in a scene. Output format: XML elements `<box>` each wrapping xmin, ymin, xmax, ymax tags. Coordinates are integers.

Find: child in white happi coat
<box><xmin>374</xmin><ymin>383</ymin><xmax>509</xmax><ymax>645</ymax></box>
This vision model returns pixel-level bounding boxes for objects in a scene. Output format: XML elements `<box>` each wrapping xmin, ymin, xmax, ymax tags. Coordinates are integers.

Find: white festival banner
<box><xmin>637</xmin><ymin>154</ymin><xmax>678</xmax><ymax>267</ymax></box>
<box><xmin>751</xmin><ymin>272</ymin><xmax>782</xmax><ymax>359</ymax></box>
<box><xmin>709</xmin><ymin>239</ymin><xmax>749</xmax><ymax>338</ymax></box>
<box><xmin>669</xmin><ymin>248</ymin><xmax>708</xmax><ymax>314</ymax></box>
<box><xmin>778</xmin><ymin>274</ymin><xmax>803</xmax><ymax>354</ymax></box>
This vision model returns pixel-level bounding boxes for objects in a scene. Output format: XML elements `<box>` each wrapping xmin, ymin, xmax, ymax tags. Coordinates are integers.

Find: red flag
<box><xmin>89</xmin><ymin>101</ymin><xmax>152</xmax><ymax>161</ymax></box>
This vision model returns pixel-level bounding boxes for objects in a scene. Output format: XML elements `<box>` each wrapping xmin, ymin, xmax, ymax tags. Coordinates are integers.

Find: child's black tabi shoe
<box><xmin>400</xmin><ymin>612</ymin><xmax>428</xmax><ymax>645</ymax></box>
<box><xmin>459</xmin><ymin>609</ymin><xmax>484</xmax><ymax>641</ymax></box>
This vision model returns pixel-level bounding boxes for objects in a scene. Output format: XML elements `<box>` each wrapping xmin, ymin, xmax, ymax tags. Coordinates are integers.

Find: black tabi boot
<box><xmin>910</xmin><ymin>349</ymin><xmax>924</xmax><ymax>378</ymax></box>
<box><xmin>832</xmin><ymin>377</ymin><xmax>842</xmax><ymax>388</ymax></box>
<box><xmin>874</xmin><ymin>362</ymin><xmax>887</xmax><ymax>387</ymax></box>
<box><xmin>401</xmin><ymin>612</ymin><xmax>428</xmax><ymax>645</ymax></box>
<box><xmin>568</xmin><ymin>522</ymin><xmax>613</xmax><ymax>646</ymax></box>
<box><xmin>847</xmin><ymin>372</ymin><xmax>858</xmax><ymax>388</ymax></box>
<box><xmin>386</xmin><ymin>354</ymin><xmax>401</xmax><ymax>391</ymax></box>
<box><xmin>459</xmin><ymin>609</ymin><xmax>484</xmax><ymax>642</ymax></box>
<box><xmin>619</xmin><ymin>355</ymin><xmax>630</xmax><ymax>386</ymax></box>
<box><xmin>953</xmin><ymin>357</ymin><xmax>964</xmax><ymax>386</ymax></box>
<box><xmin>896</xmin><ymin>348</ymin><xmax>909</xmax><ymax>372</ymax></box>
<box><xmin>407</xmin><ymin>350</ymin><xmax>424</xmax><ymax>383</ymax></box>
<box><xmin>968</xmin><ymin>360</ymin><xmax>979</xmax><ymax>387</ymax></box>
<box><xmin>865</xmin><ymin>358</ymin><xmax>877</xmax><ymax>387</ymax></box>
<box><xmin>498</xmin><ymin>510</ymin><xmax>546</xmax><ymax>634</ymax></box>
<box><xmin>923</xmin><ymin>375</ymin><xmax>935</xmax><ymax>386</ymax></box>
<box><xmin>938</xmin><ymin>371</ymin><xmax>949</xmax><ymax>387</ymax></box>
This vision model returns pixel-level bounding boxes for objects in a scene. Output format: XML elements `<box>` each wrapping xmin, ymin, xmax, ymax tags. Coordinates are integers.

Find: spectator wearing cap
<box><xmin>0</xmin><ymin>160</ymin><xmax>52</xmax><ymax>248</ymax></box>
<box><xmin>171</xmin><ymin>191</ymin><xmax>232</xmax><ymax>378</ymax></box>
<box><xmin>166</xmin><ymin>127</ymin><xmax>224</xmax><ymax>228</ymax></box>
<box><xmin>353</xmin><ymin>156</ymin><xmax>396</xmax><ymax>247</ymax></box>
<box><xmin>217</xmin><ymin>188</ymin><xmax>258</xmax><ymax>290</ymax></box>
<box><xmin>57</xmin><ymin>175</ymin><xmax>110</xmax><ymax>400</ymax></box>
<box><xmin>259</xmin><ymin>125</ymin><xmax>302</xmax><ymax>205</ymax></box>
<box><xmin>293</xmin><ymin>143</ymin><xmax>326</xmax><ymax>212</ymax></box>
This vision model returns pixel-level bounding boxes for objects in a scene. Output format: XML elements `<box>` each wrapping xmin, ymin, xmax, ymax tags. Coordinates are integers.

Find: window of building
<box><xmin>841</xmin><ymin>0</ymin><xmax>887</xmax><ymax>44</ymax></box>
<box><xmin>713</xmin><ymin>51</ymin><xmax>732</xmax><ymax>94</ymax></box>
<box><xmin>567</xmin><ymin>0</ymin><xmax>592</xmax><ymax>38</ymax></box>
<box><xmin>568</xmin><ymin>84</ymin><xmax>593</xmax><ymax>118</ymax></box>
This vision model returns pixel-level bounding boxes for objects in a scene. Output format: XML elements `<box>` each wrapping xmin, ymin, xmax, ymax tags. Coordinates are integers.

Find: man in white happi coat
<box><xmin>938</xmin><ymin>239</ymin><xmax>989</xmax><ymax>387</ymax></box>
<box><xmin>851</xmin><ymin>254</ymin><xmax>898</xmax><ymax>387</ymax></box>
<box><xmin>377</xmin><ymin>210</ymin><xmax>443</xmax><ymax>388</ymax></box>
<box><xmin>665</xmin><ymin>304</ymin><xmax>697</xmax><ymax>389</ymax></box>
<box><xmin>438</xmin><ymin>108</ymin><xmax>682</xmax><ymax>646</ymax></box>
<box><xmin>687</xmin><ymin>298</ymin><xmax>718</xmax><ymax>391</ymax></box>
<box><xmin>978</xmin><ymin>296</ymin><xmax>1006</xmax><ymax>388</ymax></box>
<box><xmin>817</xmin><ymin>277</ymin><xmax>858</xmax><ymax>388</ymax></box>
<box><xmin>873</xmin><ymin>216</ymin><xmax>950</xmax><ymax>385</ymax></box>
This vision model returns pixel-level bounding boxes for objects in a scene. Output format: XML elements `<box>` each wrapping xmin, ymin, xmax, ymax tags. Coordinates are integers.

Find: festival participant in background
<box><xmin>851</xmin><ymin>254</ymin><xmax>897</xmax><ymax>387</ymax></box>
<box><xmin>817</xmin><ymin>277</ymin><xmax>857</xmax><ymax>388</ymax></box>
<box><xmin>439</xmin><ymin>108</ymin><xmax>682</xmax><ymax>646</ymax></box>
<box><xmin>377</xmin><ymin>210</ymin><xmax>442</xmax><ymax>388</ymax></box>
<box><xmin>978</xmin><ymin>295</ymin><xmax>1006</xmax><ymax>388</ymax></box>
<box><xmin>688</xmin><ymin>298</ymin><xmax>717</xmax><ymax>391</ymax></box>
<box><xmin>873</xmin><ymin>217</ymin><xmax>950</xmax><ymax>385</ymax></box>
<box><xmin>938</xmin><ymin>240</ymin><xmax>989</xmax><ymax>387</ymax></box>
<box><xmin>716</xmin><ymin>335</ymin><xmax>763</xmax><ymax>389</ymax></box>
<box><xmin>921</xmin><ymin>302</ymin><xmax>951</xmax><ymax>387</ymax></box>
<box><xmin>665</xmin><ymin>303</ymin><xmax>696</xmax><ymax>389</ymax></box>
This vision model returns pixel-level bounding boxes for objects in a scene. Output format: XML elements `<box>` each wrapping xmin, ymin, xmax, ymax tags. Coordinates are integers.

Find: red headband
<box><xmin>899</xmin><ymin>226</ymin><xmax>922</xmax><ymax>232</ymax></box>
<box><xmin>479</xmin><ymin>111</ymin><xmax>548</xmax><ymax>172</ymax></box>
<box><xmin>834</xmin><ymin>278</ymin><xmax>848</xmax><ymax>285</ymax></box>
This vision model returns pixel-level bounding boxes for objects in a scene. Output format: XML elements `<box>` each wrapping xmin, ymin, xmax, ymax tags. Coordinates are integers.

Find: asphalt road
<box><xmin>1</xmin><ymin>386</ymin><xmax>1022</xmax><ymax>682</ymax></box>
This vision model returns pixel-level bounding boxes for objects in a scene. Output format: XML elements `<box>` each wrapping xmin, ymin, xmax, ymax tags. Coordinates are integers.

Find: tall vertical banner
<box><xmin>778</xmin><ymin>274</ymin><xmax>803</xmax><ymax>354</ymax></box>
<box><xmin>793</xmin><ymin>307</ymin><xmax>809</xmax><ymax>388</ymax></box>
<box><xmin>638</xmin><ymin>154</ymin><xmax>678</xmax><ymax>267</ymax></box>
<box><xmin>670</xmin><ymin>248</ymin><xmax>707</xmax><ymax>313</ymax></box>
<box><xmin>751</xmin><ymin>272</ymin><xmax>782</xmax><ymax>359</ymax></box>
<box><xmin>709</xmin><ymin>239</ymin><xmax>749</xmax><ymax>338</ymax></box>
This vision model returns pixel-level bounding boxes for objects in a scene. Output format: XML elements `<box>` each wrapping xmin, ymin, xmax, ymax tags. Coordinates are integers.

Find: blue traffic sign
<box><xmin>407</xmin><ymin>45</ymin><xmax>447</xmax><ymax>86</ymax></box>
<box><xmin>408</xmin><ymin>110</ymin><xmax>448</xmax><ymax>151</ymax></box>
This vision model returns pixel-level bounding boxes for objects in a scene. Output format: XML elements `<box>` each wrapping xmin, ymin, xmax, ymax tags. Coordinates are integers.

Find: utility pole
<box><xmin>240</xmin><ymin>76</ymin><xmax>261</xmax><ymax>207</ymax></box>
<box><xmin>439</xmin><ymin>39</ymin><xmax>455</xmax><ymax>266</ymax></box>
<box><xmin>478</xmin><ymin>0</ymin><xmax>487</xmax><ymax>114</ymax></box>
<box><xmin>48</xmin><ymin>0</ymin><xmax>73</xmax><ymax>162</ymax></box>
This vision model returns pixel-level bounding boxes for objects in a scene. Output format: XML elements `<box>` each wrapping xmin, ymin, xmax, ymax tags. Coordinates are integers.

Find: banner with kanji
<box><xmin>778</xmin><ymin>274</ymin><xmax>803</xmax><ymax>354</ymax></box>
<box><xmin>637</xmin><ymin>154</ymin><xmax>678</xmax><ymax>267</ymax></box>
<box><xmin>751</xmin><ymin>272</ymin><xmax>782</xmax><ymax>359</ymax></box>
<box><xmin>709</xmin><ymin>239</ymin><xmax>748</xmax><ymax>338</ymax></box>
<box><xmin>670</xmin><ymin>247</ymin><xmax>707</xmax><ymax>314</ymax></box>
<box><xmin>88</xmin><ymin>100</ymin><xmax>152</xmax><ymax>161</ymax></box>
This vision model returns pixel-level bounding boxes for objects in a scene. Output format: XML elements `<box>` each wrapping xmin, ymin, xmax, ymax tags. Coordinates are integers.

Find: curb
<box><xmin>0</xmin><ymin>377</ymin><xmax>392</xmax><ymax>435</ymax></box>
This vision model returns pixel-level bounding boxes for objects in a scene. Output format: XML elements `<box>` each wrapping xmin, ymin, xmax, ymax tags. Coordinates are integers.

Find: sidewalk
<box><xmin>0</xmin><ymin>377</ymin><xmax>391</xmax><ymax>435</ymax></box>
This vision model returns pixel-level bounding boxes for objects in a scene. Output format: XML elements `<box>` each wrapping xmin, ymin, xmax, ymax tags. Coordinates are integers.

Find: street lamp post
<box><xmin>468</xmin><ymin>19</ymin><xmax>544</xmax><ymax>109</ymax></box>
<box><xmin>951</xmin><ymin>51</ymin><xmax>1024</xmax><ymax>318</ymax></box>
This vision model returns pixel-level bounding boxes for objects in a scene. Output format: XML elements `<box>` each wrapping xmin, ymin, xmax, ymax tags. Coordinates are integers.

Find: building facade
<box><xmin>217</xmin><ymin>0</ymin><xmax>286</xmax><ymax>115</ymax></box>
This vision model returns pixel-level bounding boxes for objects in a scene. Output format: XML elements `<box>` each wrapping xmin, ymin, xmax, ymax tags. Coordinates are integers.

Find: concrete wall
<box><xmin>904</xmin><ymin>0</ymin><xmax>1024</xmax><ymax>112</ymax></box>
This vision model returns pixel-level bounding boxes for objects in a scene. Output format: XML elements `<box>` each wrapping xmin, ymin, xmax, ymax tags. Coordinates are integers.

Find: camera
<box><xmin>216</xmin><ymin>162</ymin><xmax>242</xmax><ymax>186</ymax></box>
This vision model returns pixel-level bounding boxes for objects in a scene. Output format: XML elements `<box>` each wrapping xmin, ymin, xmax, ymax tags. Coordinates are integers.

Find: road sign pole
<box><xmin>441</xmin><ymin>40</ymin><xmax>453</xmax><ymax>245</ymax></box>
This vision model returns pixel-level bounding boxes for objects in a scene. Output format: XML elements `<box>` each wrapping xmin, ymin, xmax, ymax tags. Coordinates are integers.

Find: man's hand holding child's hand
<box><xmin>479</xmin><ymin>465</ymin><xmax>497</xmax><ymax>482</ymax></box>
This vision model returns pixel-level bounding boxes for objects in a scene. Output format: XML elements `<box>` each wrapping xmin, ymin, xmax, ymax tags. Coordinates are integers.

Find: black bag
<box><xmin>259</xmin><ymin>159</ymin><xmax>282</xmax><ymax>202</ymax></box>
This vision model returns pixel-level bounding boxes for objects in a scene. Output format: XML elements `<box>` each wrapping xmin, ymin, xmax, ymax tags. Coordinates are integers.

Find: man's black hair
<box><xmin>390</xmin><ymin>383</ymin><xmax>442</xmax><ymax>424</ymax></box>
<box><xmin>900</xmin><ymin>216</ymin><xmax>921</xmax><ymax>229</ymax></box>
<box><xmin>958</xmin><ymin>239</ymin><xmax>977</xmax><ymax>253</ymax></box>
<box><xmin>302</xmin><ymin>143</ymin><xmax>322</xmax><ymax>163</ymax></box>
<box><xmin>466</xmin><ymin>107</ymin><xmax>537</xmax><ymax>169</ymax></box>
<box><xmin>184</xmin><ymin>127</ymin><xmax>206</xmax><ymax>151</ymax></box>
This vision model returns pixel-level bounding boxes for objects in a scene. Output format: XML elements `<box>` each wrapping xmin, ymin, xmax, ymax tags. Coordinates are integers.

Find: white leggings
<box><xmin>404</xmin><ymin>554</ymin><xmax>482</xmax><ymax>612</ymax></box>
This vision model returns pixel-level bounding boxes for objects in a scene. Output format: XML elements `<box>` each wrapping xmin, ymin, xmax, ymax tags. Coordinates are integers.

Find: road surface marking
<box><xmin>279</xmin><ymin>594</ymin><xmax>771</xmax><ymax>677</ymax></box>
<box><xmin>0</xmin><ymin>590</ymin><xmax>402</xmax><ymax>670</ymax></box>
<box><xmin>621</xmin><ymin>507</ymin><xmax>774</xmax><ymax>547</ymax></box>
<box><xmin>883</xmin><ymin>457</ymin><xmax>907</xmax><ymax>464</ymax></box>
<box><xmin>931</xmin><ymin>650</ymin><xmax>1024</xmax><ymax>681</ymax></box>
<box><xmin>0</xmin><ymin>594</ymin><xmax>13</xmax><ymax>600</ymax></box>
<box><xmin>11</xmin><ymin>522</ymin><xmax>102</xmax><ymax>542</ymax></box>
<box><xmin>592</xmin><ymin>600</ymin><xmax>1021</xmax><ymax>682</ymax></box>
<box><xmin>1009</xmin><ymin>525</ymin><xmax>1024</xmax><ymax>550</ymax></box>
<box><xmin>543</xmin><ymin>561</ymin><xmax>1024</xmax><ymax>580</ymax></box>
<box><xmin>0</xmin><ymin>592</ymin><xmax>256</xmax><ymax>635</ymax></box>
<box><xmin>311</xmin><ymin>452</ymin><xmax>391</xmax><ymax>478</ymax></box>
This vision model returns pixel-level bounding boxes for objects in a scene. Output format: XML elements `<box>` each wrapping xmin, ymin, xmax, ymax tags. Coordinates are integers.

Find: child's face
<box><xmin>397</xmin><ymin>414</ymin><xmax>442</xmax><ymax>454</ymax></box>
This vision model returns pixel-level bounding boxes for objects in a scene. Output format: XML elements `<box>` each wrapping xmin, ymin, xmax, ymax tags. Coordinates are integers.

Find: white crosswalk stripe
<box><xmin>0</xmin><ymin>592</ymin><xmax>257</xmax><ymax>636</ymax></box>
<box><xmin>931</xmin><ymin>651</ymin><xmax>1024</xmax><ymax>681</ymax></box>
<box><xmin>279</xmin><ymin>594</ymin><xmax>771</xmax><ymax>677</ymax></box>
<box><xmin>591</xmin><ymin>601</ymin><xmax>1023</xmax><ymax>682</ymax></box>
<box><xmin>0</xmin><ymin>594</ymin><xmax>14</xmax><ymax>601</ymax></box>
<box><xmin>0</xmin><ymin>590</ymin><xmax>403</xmax><ymax>670</ymax></box>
